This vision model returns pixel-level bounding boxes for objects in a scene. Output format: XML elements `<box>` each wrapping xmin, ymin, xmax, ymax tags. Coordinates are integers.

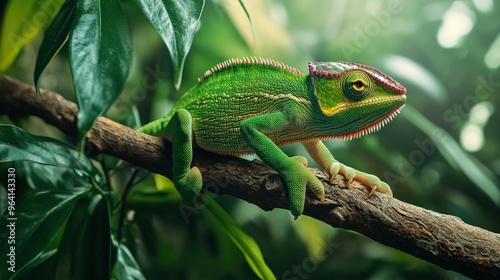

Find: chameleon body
<box><xmin>139</xmin><ymin>57</ymin><xmax>406</xmax><ymax>217</ymax></box>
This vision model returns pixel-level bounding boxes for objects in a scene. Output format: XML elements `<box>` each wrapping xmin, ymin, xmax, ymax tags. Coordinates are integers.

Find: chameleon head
<box><xmin>309</xmin><ymin>61</ymin><xmax>407</xmax><ymax>140</ymax></box>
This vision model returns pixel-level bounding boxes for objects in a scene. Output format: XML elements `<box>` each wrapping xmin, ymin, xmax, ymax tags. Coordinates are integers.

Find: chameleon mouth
<box><xmin>333</xmin><ymin>103</ymin><xmax>405</xmax><ymax>141</ymax></box>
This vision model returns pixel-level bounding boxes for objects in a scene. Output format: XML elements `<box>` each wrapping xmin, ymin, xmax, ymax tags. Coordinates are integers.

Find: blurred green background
<box><xmin>2</xmin><ymin>0</ymin><xmax>499</xmax><ymax>279</ymax></box>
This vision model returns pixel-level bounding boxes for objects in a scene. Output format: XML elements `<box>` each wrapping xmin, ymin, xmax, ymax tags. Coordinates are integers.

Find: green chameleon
<box><xmin>140</xmin><ymin>57</ymin><xmax>406</xmax><ymax>217</ymax></box>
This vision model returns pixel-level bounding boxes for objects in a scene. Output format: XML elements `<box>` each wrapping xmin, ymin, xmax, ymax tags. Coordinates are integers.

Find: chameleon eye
<box><xmin>340</xmin><ymin>71</ymin><xmax>373</xmax><ymax>101</ymax></box>
<box><xmin>352</xmin><ymin>80</ymin><xmax>365</xmax><ymax>91</ymax></box>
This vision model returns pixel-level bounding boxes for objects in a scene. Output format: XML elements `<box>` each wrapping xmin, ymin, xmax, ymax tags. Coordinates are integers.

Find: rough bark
<box><xmin>1</xmin><ymin>75</ymin><xmax>499</xmax><ymax>279</ymax></box>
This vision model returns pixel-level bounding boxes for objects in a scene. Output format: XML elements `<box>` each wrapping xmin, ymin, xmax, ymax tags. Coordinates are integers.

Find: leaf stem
<box><xmin>117</xmin><ymin>168</ymin><xmax>138</xmax><ymax>241</ymax></box>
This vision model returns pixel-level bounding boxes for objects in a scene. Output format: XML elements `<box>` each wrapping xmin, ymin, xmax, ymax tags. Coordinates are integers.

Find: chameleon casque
<box><xmin>139</xmin><ymin>57</ymin><xmax>407</xmax><ymax>217</ymax></box>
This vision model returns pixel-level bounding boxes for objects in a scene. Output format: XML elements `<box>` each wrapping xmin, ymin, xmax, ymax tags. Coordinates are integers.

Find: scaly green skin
<box><xmin>139</xmin><ymin>57</ymin><xmax>407</xmax><ymax>217</ymax></box>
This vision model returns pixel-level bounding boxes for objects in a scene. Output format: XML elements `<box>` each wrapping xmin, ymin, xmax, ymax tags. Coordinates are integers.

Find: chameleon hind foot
<box><xmin>174</xmin><ymin>166</ymin><xmax>203</xmax><ymax>204</ymax></box>
<box><xmin>327</xmin><ymin>162</ymin><xmax>393</xmax><ymax>197</ymax></box>
<box><xmin>170</xmin><ymin>109</ymin><xmax>204</xmax><ymax>204</ymax></box>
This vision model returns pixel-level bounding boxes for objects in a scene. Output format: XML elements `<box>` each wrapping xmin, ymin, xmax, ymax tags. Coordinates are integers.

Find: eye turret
<box><xmin>340</xmin><ymin>70</ymin><xmax>373</xmax><ymax>101</ymax></box>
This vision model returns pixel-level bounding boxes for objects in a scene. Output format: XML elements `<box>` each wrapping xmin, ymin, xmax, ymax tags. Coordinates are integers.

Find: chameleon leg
<box><xmin>241</xmin><ymin>112</ymin><xmax>324</xmax><ymax>217</ymax></box>
<box><xmin>302</xmin><ymin>140</ymin><xmax>392</xmax><ymax>197</ymax></box>
<box><xmin>167</xmin><ymin>109</ymin><xmax>203</xmax><ymax>203</ymax></box>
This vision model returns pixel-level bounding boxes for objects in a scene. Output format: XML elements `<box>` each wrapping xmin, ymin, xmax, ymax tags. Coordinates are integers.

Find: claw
<box><xmin>345</xmin><ymin>172</ymin><xmax>355</xmax><ymax>184</ymax></box>
<box><xmin>329</xmin><ymin>175</ymin><xmax>335</xmax><ymax>184</ymax></box>
<box><xmin>341</xmin><ymin>165</ymin><xmax>356</xmax><ymax>185</ymax></box>
<box><xmin>369</xmin><ymin>185</ymin><xmax>377</xmax><ymax>196</ymax></box>
<box><xmin>294</xmin><ymin>215</ymin><xmax>299</xmax><ymax>221</ymax></box>
<box><xmin>347</xmin><ymin>176</ymin><xmax>354</xmax><ymax>185</ymax></box>
<box><xmin>319</xmin><ymin>192</ymin><xmax>325</xmax><ymax>203</ymax></box>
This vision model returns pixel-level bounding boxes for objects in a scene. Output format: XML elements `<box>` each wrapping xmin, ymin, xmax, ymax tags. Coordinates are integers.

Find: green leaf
<box><xmin>34</xmin><ymin>0</ymin><xmax>78</xmax><ymax>96</ymax></box>
<box><xmin>111</xmin><ymin>242</ymin><xmax>145</xmax><ymax>280</ymax></box>
<box><xmin>0</xmin><ymin>188</ymin><xmax>89</xmax><ymax>280</ymax></box>
<box><xmin>55</xmin><ymin>194</ymin><xmax>111</xmax><ymax>280</ymax></box>
<box><xmin>69</xmin><ymin>0</ymin><xmax>132</xmax><ymax>143</ymax></box>
<box><xmin>0</xmin><ymin>0</ymin><xmax>64</xmax><ymax>71</ymax></box>
<box><xmin>17</xmin><ymin>161</ymin><xmax>90</xmax><ymax>191</ymax></box>
<box><xmin>54</xmin><ymin>197</ymin><xmax>92</xmax><ymax>279</ymax></box>
<box><xmin>132</xmin><ymin>0</ymin><xmax>205</xmax><ymax>89</ymax></box>
<box><xmin>11</xmin><ymin>250</ymin><xmax>57</xmax><ymax>280</ymax></box>
<box><xmin>0</xmin><ymin>125</ymin><xmax>92</xmax><ymax>175</ymax></box>
<box><xmin>203</xmin><ymin>196</ymin><xmax>276</xmax><ymax>280</ymax></box>
<box><xmin>403</xmin><ymin>105</ymin><xmax>500</xmax><ymax>206</ymax></box>
<box><xmin>79</xmin><ymin>195</ymin><xmax>111</xmax><ymax>278</ymax></box>
<box><xmin>237</xmin><ymin>0</ymin><xmax>255</xmax><ymax>45</ymax></box>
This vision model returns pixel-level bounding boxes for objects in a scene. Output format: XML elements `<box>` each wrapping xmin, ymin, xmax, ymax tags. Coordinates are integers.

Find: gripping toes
<box><xmin>371</xmin><ymin>181</ymin><xmax>393</xmax><ymax>197</ymax></box>
<box><xmin>353</xmin><ymin>171</ymin><xmax>393</xmax><ymax>197</ymax></box>
<box><xmin>327</xmin><ymin>162</ymin><xmax>355</xmax><ymax>184</ymax></box>
<box><xmin>327</xmin><ymin>162</ymin><xmax>393</xmax><ymax>197</ymax></box>
<box><xmin>341</xmin><ymin>165</ymin><xmax>356</xmax><ymax>184</ymax></box>
<box><xmin>283</xmin><ymin>161</ymin><xmax>324</xmax><ymax>217</ymax></box>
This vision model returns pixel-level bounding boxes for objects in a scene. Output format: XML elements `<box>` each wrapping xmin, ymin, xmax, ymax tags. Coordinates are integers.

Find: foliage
<box><xmin>1</xmin><ymin>0</ymin><xmax>499</xmax><ymax>279</ymax></box>
<box><xmin>0</xmin><ymin>0</ymin><xmax>64</xmax><ymax>72</ymax></box>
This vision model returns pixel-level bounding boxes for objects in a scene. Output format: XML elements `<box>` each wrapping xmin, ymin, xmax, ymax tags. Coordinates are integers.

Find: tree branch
<box><xmin>1</xmin><ymin>75</ymin><xmax>499</xmax><ymax>279</ymax></box>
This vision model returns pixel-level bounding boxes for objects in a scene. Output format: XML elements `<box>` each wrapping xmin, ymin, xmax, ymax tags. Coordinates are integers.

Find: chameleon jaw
<box><xmin>333</xmin><ymin>104</ymin><xmax>405</xmax><ymax>141</ymax></box>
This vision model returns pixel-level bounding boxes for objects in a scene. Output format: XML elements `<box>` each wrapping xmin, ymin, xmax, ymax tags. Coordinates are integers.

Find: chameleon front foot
<box><xmin>289</xmin><ymin>156</ymin><xmax>325</xmax><ymax>202</ymax></box>
<box><xmin>284</xmin><ymin>156</ymin><xmax>325</xmax><ymax>218</ymax></box>
<box><xmin>327</xmin><ymin>162</ymin><xmax>393</xmax><ymax>197</ymax></box>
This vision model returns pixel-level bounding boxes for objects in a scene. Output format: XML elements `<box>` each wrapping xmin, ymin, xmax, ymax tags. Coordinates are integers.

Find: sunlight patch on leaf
<box><xmin>0</xmin><ymin>0</ymin><xmax>64</xmax><ymax>71</ymax></box>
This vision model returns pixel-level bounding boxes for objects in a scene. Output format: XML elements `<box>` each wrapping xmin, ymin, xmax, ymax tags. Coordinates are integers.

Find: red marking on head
<box><xmin>309</xmin><ymin>61</ymin><xmax>406</xmax><ymax>95</ymax></box>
